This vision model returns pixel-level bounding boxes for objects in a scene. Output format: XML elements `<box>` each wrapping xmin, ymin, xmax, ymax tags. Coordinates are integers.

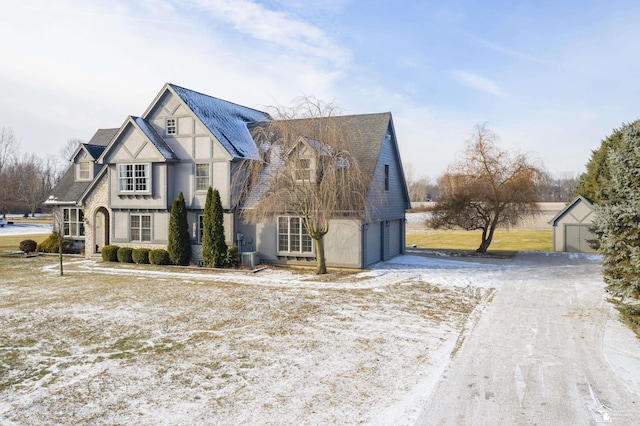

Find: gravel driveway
<box><xmin>415</xmin><ymin>252</ymin><xmax>640</xmax><ymax>425</ymax></box>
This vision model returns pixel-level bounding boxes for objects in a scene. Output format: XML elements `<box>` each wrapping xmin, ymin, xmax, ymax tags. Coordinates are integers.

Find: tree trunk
<box><xmin>315</xmin><ymin>236</ymin><xmax>327</xmax><ymax>274</ymax></box>
<box><xmin>476</xmin><ymin>225</ymin><xmax>497</xmax><ymax>253</ymax></box>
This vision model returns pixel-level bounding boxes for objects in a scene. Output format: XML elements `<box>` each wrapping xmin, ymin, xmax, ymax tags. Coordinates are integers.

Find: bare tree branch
<box><xmin>428</xmin><ymin>123</ymin><xmax>546</xmax><ymax>253</ymax></box>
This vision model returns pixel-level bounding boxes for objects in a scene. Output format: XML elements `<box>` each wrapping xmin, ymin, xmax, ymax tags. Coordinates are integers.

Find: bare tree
<box><xmin>428</xmin><ymin>123</ymin><xmax>545</xmax><ymax>253</ymax></box>
<box><xmin>237</xmin><ymin>97</ymin><xmax>370</xmax><ymax>274</ymax></box>
<box><xmin>14</xmin><ymin>153</ymin><xmax>52</xmax><ymax>217</ymax></box>
<box><xmin>0</xmin><ymin>126</ymin><xmax>19</xmax><ymax>217</ymax></box>
<box><xmin>404</xmin><ymin>163</ymin><xmax>432</xmax><ymax>202</ymax></box>
<box><xmin>59</xmin><ymin>138</ymin><xmax>84</xmax><ymax>162</ymax></box>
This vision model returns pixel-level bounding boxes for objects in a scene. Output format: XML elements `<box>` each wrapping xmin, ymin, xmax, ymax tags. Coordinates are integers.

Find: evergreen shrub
<box><xmin>149</xmin><ymin>249</ymin><xmax>171</xmax><ymax>265</ymax></box>
<box><xmin>19</xmin><ymin>239</ymin><xmax>37</xmax><ymax>253</ymax></box>
<box><xmin>132</xmin><ymin>248</ymin><xmax>151</xmax><ymax>264</ymax></box>
<box><xmin>117</xmin><ymin>247</ymin><xmax>134</xmax><ymax>263</ymax></box>
<box><xmin>101</xmin><ymin>245</ymin><xmax>120</xmax><ymax>262</ymax></box>
<box><xmin>37</xmin><ymin>232</ymin><xmax>72</xmax><ymax>253</ymax></box>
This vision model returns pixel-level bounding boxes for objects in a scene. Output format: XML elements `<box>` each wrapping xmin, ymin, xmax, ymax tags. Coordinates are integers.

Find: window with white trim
<box><xmin>198</xmin><ymin>214</ymin><xmax>204</xmax><ymax>243</ymax></box>
<box><xmin>62</xmin><ymin>208</ymin><xmax>85</xmax><ymax>237</ymax></box>
<box><xmin>166</xmin><ymin>118</ymin><xmax>177</xmax><ymax>135</ymax></box>
<box><xmin>78</xmin><ymin>162</ymin><xmax>91</xmax><ymax>181</ymax></box>
<box><xmin>195</xmin><ymin>163</ymin><xmax>210</xmax><ymax>191</ymax></box>
<box><xmin>130</xmin><ymin>214</ymin><xmax>151</xmax><ymax>242</ymax></box>
<box><xmin>118</xmin><ymin>164</ymin><xmax>149</xmax><ymax>193</ymax></box>
<box><xmin>278</xmin><ymin>216</ymin><xmax>313</xmax><ymax>254</ymax></box>
<box><xmin>294</xmin><ymin>158</ymin><xmax>312</xmax><ymax>182</ymax></box>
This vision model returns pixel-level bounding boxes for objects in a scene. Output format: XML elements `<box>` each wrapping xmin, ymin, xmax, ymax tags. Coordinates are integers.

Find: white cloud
<box><xmin>189</xmin><ymin>0</ymin><xmax>351</xmax><ymax>67</ymax></box>
<box><xmin>451</xmin><ymin>71</ymin><xmax>506</xmax><ymax>97</ymax></box>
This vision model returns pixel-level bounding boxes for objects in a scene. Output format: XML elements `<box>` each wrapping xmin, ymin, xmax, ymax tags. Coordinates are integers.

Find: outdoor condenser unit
<box><xmin>241</xmin><ymin>251</ymin><xmax>260</xmax><ymax>268</ymax></box>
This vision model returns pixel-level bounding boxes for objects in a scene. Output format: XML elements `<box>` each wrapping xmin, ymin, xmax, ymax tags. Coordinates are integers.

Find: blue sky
<box><xmin>1</xmin><ymin>0</ymin><xmax>639</xmax><ymax>180</ymax></box>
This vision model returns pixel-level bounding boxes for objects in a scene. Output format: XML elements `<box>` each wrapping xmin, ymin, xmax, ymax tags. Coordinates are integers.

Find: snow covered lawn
<box><xmin>2</xmin><ymin>251</ymin><xmax>638</xmax><ymax>425</ymax></box>
<box><xmin>0</xmin><ymin>255</ymin><xmax>488</xmax><ymax>425</ymax></box>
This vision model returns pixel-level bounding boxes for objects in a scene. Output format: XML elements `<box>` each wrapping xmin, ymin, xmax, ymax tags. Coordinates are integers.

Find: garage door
<box><xmin>565</xmin><ymin>225</ymin><xmax>596</xmax><ymax>253</ymax></box>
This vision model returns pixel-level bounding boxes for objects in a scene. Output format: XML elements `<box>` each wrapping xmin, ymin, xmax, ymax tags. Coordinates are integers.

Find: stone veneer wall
<box><xmin>83</xmin><ymin>174</ymin><xmax>108</xmax><ymax>257</ymax></box>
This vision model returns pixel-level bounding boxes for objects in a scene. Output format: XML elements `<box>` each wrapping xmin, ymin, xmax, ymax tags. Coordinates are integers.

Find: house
<box><xmin>46</xmin><ymin>83</ymin><xmax>410</xmax><ymax>268</ymax></box>
<box><xmin>549</xmin><ymin>195</ymin><xmax>597</xmax><ymax>253</ymax></box>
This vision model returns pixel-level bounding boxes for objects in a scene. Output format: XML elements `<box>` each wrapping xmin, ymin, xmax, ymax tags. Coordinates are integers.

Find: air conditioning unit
<box><xmin>241</xmin><ymin>251</ymin><xmax>260</xmax><ymax>268</ymax></box>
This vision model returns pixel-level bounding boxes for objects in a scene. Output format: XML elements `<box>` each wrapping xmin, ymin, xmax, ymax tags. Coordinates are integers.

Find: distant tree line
<box><xmin>0</xmin><ymin>126</ymin><xmax>63</xmax><ymax>218</ymax></box>
<box><xmin>404</xmin><ymin>164</ymin><xmax>578</xmax><ymax>204</ymax></box>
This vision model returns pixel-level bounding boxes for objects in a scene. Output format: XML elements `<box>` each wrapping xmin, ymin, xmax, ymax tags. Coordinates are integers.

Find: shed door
<box><xmin>365</xmin><ymin>222</ymin><xmax>382</xmax><ymax>266</ymax></box>
<box><xmin>565</xmin><ymin>225</ymin><xmax>595</xmax><ymax>253</ymax></box>
<box><xmin>389</xmin><ymin>220</ymin><xmax>401</xmax><ymax>257</ymax></box>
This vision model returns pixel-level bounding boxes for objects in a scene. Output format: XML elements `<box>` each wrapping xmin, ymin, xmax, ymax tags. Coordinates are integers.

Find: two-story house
<box><xmin>46</xmin><ymin>83</ymin><xmax>410</xmax><ymax>269</ymax></box>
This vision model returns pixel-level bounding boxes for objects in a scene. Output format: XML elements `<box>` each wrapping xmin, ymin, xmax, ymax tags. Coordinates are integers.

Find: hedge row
<box><xmin>101</xmin><ymin>246</ymin><xmax>171</xmax><ymax>265</ymax></box>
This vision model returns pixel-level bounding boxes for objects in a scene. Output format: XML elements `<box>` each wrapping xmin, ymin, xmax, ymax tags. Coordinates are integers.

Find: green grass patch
<box><xmin>407</xmin><ymin>229</ymin><xmax>552</xmax><ymax>252</ymax></box>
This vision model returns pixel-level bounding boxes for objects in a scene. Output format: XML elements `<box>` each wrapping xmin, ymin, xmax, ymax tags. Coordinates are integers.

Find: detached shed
<box><xmin>549</xmin><ymin>196</ymin><xmax>596</xmax><ymax>253</ymax></box>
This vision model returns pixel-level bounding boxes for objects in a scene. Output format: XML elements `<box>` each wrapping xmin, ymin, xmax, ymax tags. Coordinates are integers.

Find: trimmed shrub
<box><xmin>37</xmin><ymin>232</ymin><xmax>72</xmax><ymax>253</ymax></box>
<box><xmin>19</xmin><ymin>239</ymin><xmax>37</xmax><ymax>254</ymax></box>
<box><xmin>117</xmin><ymin>247</ymin><xmax>134</xmax><ymax>263</ymax></box>
<box><xmin>149</xmin><ymin>249</ymin><xmax>171</xmax><ymax>265</ymax></box>
<box><xmin>101</xmin><ymin>245</ymin><xmax>120</xmax><ymax>262</ymax></box>
<box><xmin>168</xmin><ymin>192</ymin><xmax>191</xmax><ymax>265</ymax></box>
<box><xmin>132</xmin><ymin>248</ymin><xmax>151</xmax><ymax>264</ymax></box>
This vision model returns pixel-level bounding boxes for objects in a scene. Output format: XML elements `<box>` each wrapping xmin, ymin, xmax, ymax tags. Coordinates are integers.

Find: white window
<box><xmin>62</xmin><ymin>208</ymin><xmax>85</xmax><ymax>237</ymax></box>
<box><xmin>166</xmin><ymin>118</ymin><xmax>177</xmax><ymax>135</ymax></box>
<box><xmin>130</xmin><ymin>214</ymin><xmax>151</xmax><ymax>242</ymax></box>
<box><xmin>78</xmin><ymin>162</ymin><xmax>91</xmax><ymax>181</ymax></box>
<box><xmin>278</xmin><ymin>216</ymin><xmax>313</xmax><ymax>254</ymax></box>
<box><xmin>118</xmin><ymin>164</ymin><xmax>150</xmax><ymax>193</ymax></box>
<box><xmin>195</xmin><ymin>163</ymin><xmax>210</xmax><ymax>191</ymax></box>
<box><xmin>294</xmin><ymin>158</ymin><xmax>312</xmax><ymax>182</ymax></box>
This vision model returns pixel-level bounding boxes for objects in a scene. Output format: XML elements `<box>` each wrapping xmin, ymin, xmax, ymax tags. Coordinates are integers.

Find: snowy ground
<box><xmin>1</xmin><ymin>218</ymin><xmax>639</xmax><ymax>425</ymax></box>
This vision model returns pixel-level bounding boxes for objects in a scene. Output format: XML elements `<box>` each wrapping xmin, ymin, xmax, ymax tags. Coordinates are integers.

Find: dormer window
<box><xmin>166</xmin><ymin>118</ymin><xmax>177</xmax><ymax>135</ymax></box>
<box><xmin>77</xmin><ymin>162</ymin><xmax>91</xmax><ymax>181</ymax></box>
<box><xmin>294</xmin><ymin>158</ymin><xmax>312</xmax><ymax>182</ymax></box>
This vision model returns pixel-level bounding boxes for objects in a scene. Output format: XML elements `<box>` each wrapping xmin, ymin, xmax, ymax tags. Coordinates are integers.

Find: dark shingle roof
<box><xmin>169</xmin><ymin>84</ymin><xmax>271</xmax><ymax>159</ymax></box>
<box><xmin>241</xmin><ymin>112</ymin><xmax>394</xmax><ymax>209</ymax></box>
<box><xmin>48</xmin><ymin>128</ymin><xmax>117</xmax><ymax>204</ymax></box>
<box><xmin>81</xmin><ymin>128</ymin><xmax>118</xmax><ymax>159</ymax></box>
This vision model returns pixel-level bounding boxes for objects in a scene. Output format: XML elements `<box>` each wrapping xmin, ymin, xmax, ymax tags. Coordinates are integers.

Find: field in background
<box><xmin>406</xmin><ymin>202</ymin><xmax>562</xmax><ymax>252</ymax></box>
<box><xmin>406</xmin><ymin>229</ymin><xmax>553</xmax><ymax>252</ymax></box>
<box><xmin>0</xmin><ymin>234</ymin><xmax>49</xmax><ymax>253</ymax></box>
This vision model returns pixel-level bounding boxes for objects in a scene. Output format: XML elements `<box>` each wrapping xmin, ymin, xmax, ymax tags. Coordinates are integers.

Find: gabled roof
<box><xmin>69</xmin><ymin>128</ymin><xmax>118</xmax><ymax>161</ymax></box>
<box><xmin>133</xmin><ymin>116</ymin><xmax>178</xmax><ymax>160</ymax></box>
<box><xmin>548</xmin><ymin>195</ymin><xmax>595</xmax><ymax>226</ymax></box>
<box><xmin>98</xmin><ymin>116</ymin><xmax>178</xmax><ymax>162</ymax></box>
<box><xmin>48</xmin><ymin>128</ymin><xmax>119</xmax><ymax>204</ymax></box>
<box><xmin>240</xmin><ymin>112</ymin><xmax>410</xmax><ymax>210</ymax></box>
<box><xmin>167</xmin><ymin>84</ymin><xmax>271</xmax><ymax>159</ymax></box>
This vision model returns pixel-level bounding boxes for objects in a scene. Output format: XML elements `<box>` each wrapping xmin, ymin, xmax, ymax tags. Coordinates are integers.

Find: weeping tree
<box><xmin>236</xmin><ymin>97</ymin><xmax>370</xmax><ymax>274</ymax></box>
<box><xmin>428</xmin><ymin>123</ymin><xmax>545</xmax><ymax>253</ymax></box>
<box><xmin>202</xmin><ymin>187</ymin><xmax>227</xmax><ymax>268</ymax></box>
<box><xmin>593</xmin><ymin>121</ymin><xmax>640</xmax><ymax>299</ymax></box>
<box><xmin>168</xmin><ymin>191</ymin><xmax>191</xmax><ymax>265</ymax></box>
